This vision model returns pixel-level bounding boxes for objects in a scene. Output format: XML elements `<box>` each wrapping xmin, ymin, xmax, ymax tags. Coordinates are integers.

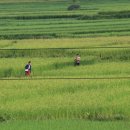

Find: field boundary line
<box><xmin>0</xmin><ymin>77</ymin><xmax>130</xmax><ymax>80</ymax></box>
<box><xmin>0</xmin><ymin>46</ymin><xmax>130</xmax><ymax>50</ymax></box>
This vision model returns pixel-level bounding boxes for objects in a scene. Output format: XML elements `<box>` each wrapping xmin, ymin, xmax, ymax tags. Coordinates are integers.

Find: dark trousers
<box><xmin>74</xmin><ymin>62</ymin><xmax>80</xmax><ymax>66</ymax></box>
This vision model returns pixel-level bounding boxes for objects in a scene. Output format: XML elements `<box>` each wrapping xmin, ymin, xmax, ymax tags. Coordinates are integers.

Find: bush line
<box><xmin>0</xmin><ymin>10</ymin><xmax>130</xmax><ymax>20</ymax></box>
<box><xmin>0</xmin><ymin>14</ymin><xmax>82</xmax><ymax>20</ymax></box>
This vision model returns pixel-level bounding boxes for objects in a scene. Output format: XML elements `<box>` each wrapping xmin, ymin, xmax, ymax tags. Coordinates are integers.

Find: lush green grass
<box><xmin>1</xmin><ymin>17</ymin><xmax>130</xmax><ymax>38</ymax></box>
<box><xmin>0</xmin><ymin>37</ymin><xmax>129</xmax><ymax>121</ymax></box>
<box><xmin>0</xmin><ymin>37</ymin><xmax>129</xmax><ymax>77</ymax></box>
<box><xmin>0</xmin><ymin>120</ymin><xmax>130</xmax><ymax>130</ymax></box>
<box><xmin>0</xmin><ymin>58</ymin><xmax>130</xmax><ymax>78</ymax></box>
<box><xmin>0</xmin><ymin>0</ymin><xmax>130</xmax><ymax>127</ymax></box>
<box><xmin>0</xmin><ymin>37</ymin><xmax>129</xmax><ymax>78</ymax></box>
<box><xmin>0</xmin><ymin>0</ymin><xmax>130</xmax><ymax>39</ymax></box>
<box><xmin>0</xmin><ymin>0</ymin><xmax>62</xmax><ymax>2</ymax></box>
<box><xmin>0</xmin><ymin>79</ymin><xmax>130</xmax><ymax>120</ymax></box>
<box><xmin>0</xmin><ymin>36</ymin><xmax>130</xmax><ymax>49</ymax></box>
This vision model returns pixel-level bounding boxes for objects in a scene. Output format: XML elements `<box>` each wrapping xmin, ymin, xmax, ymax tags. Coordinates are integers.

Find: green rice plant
<box><xmin>0</xmin><ymin>48</ymin><xmax>129</xmax><ymax>58</ymax></box>
<box><xmin>0</xmin><ymin>120</ymin><xmax>129</xmax><ymax>130</ymax></box>
<box><xmin>0</xmin><ymin>0</ymin><xmax>130</xmax><ymax>39</ymax></box>
<box><xmin>0</xmin><ymin>79</ymin><xmax>130</xmax><ymax>120</ymax></box>
<box><xmin>0</xmin><ymin>36</ymin><xmax>130</xmax><ymax>49</ymax></box>
<box><xmin>0</xmin><ymin>57</ymin><xmax>129</xmax><ymax>78</ymax></box>
<box><xmin>0</xmin><ymin>0</ymin><xmax>130</xmax><ymax>125</ymax></box>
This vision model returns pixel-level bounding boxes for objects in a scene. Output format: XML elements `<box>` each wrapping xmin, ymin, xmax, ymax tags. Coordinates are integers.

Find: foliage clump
<box><xmin>68</xmin><ymin>4</ymin><xmax>80</xmax><ymax>11</ymax></box>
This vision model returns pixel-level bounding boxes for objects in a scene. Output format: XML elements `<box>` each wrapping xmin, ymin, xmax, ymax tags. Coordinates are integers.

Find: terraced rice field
<box><xmin>0</xmin><ymin>0</ymin><xmax>130</xmax><ymax>39</ymax></box>
<box><xmin>0</xmin><ymin>0</ymin><xmax>130</xmax><ymax>130</ymax></box>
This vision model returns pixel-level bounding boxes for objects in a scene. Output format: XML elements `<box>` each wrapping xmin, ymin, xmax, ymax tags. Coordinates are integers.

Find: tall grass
<box><xmin>1</xmin><ymin>18</ymin><xmax>130</xmax><ymax>39</ymax></box>
<box><xmin>0</xmin><ymin>57</ymin><xmax>129</xmax><ymax>78</ymax></box>
<box><xmin>0</xmin><ymin>0</ymin><xmax>130</xmax><ymax>126</ymax></box>
<box><xmin>0</xmin><ymin>37</ymin><xmax>129</xmax><ymax>77</ymax></box>
<box><xmin>0</xmin><ymin>48</ymin><xmax>130</xmax><ymax>59</ymax></box>
<box><xmin>0</xmin><ymin>0</ymin><xmax>130</xmax><ymax>39</ymax></box>
<box><xmin>0</xmin><ymin>36</ymin><xmax>130</xmax><ymax>49</ymax></box>
<box><xmin>0</xmin><ymin>120</ymin><xmax>129</xmax><ymax>130</ymax></box>
<box><xmin>0</xmin><ymin>79</ymin><xmax>130</xmax><ymax>120</ymax></box>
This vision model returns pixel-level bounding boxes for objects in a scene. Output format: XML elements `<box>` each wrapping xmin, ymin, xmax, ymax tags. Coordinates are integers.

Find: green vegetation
<box><xmin>0</xmin><ymin>36</ymin><xmax>130</xmax><ymax>49</ymax></box>
<box><xmin>0</xmin><ymin>79</ymin><xmax>130</xmax><ymax>120</ymax></box>
<box><xmin>0</xmin><ymin>120</ymin><xmax>130</xmax><ymax>130</ymax></box>
<box><xmin>0</xmin><ymin>58</ymin><xmax>130</xmax><ymax>78</ymax></box>
<box><xmin>0</xmin><ymin>38</ymin><xmax>129</xmax><ymax>78</ymax></box>
<box><xmin>0</xmin><ymin>0</ymin><xmax>130</xmax><ymax>39</ymax></box>
<box><xmin>0</xmin><ymin>0</ymin><xmax>130</xmax><ymax>129</ymax></box>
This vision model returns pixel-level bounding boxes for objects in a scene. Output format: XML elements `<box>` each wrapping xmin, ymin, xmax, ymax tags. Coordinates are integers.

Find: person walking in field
<box><xmin>25</xmin><ymin>61</ymin><xmax>31</xmax><ymax>76</ymax></box>
<box><xmin>74</xmin><ymin>54</ymin><xmax>81</xmax><ymax>66</ymax></box>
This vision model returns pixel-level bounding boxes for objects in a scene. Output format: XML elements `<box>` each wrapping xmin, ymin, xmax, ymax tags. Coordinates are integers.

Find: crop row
<box><xmin>1</xmin><ymin>21</ymin><xmax>130</xmax><ymax>39</ymax></box>
<box><xmin>0</xmin><ymin>79</ymin><xmax>130</xmax><ymax>120</ymax></box>
<box><xmin>1</xmin><ymin>10</ymin><xmax>130</xmax><ymax>20</ymax></box>
<box><xmin>0</xmin><ymin>56</ymin><xmax>130</xmax><ymax>78</ymax></box>
<box><xmin>0</xmin><ymin>36</ymin><xmax>130</xmax><ymax>49</ymax></box>
<box><xmin>0</xmin><ymin>48</ymin><xmax>130</xmax><ymax>58</ymax></box>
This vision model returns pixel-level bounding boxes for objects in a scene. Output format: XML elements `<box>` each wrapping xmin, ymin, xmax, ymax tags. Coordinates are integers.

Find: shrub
<box><xmin>68</xmin><ymin>5</ymin><xmax>80</xmax><ymax>11</ymax></box>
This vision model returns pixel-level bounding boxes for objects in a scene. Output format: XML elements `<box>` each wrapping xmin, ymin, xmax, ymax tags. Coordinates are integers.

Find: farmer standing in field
<box><xmin>25</xmin><ymin>61</ymin><xmax>31</xmax><ymax>76</ymax></box>
<box><xmin>74</xmin><ymin>54</ymin><xmax>81</xmax><ymax>66</ymax></box>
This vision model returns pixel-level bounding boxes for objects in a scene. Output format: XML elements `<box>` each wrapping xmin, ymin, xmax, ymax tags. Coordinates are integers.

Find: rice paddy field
<box><xmin>0</xmin><ymin>0</ymin><xmax>130</xmax><ymax>39</ymax></box>
<box><xmin>0</xmin><ymin>0</ymin><xmax>130</xmax><ymax>130</ymax></box>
